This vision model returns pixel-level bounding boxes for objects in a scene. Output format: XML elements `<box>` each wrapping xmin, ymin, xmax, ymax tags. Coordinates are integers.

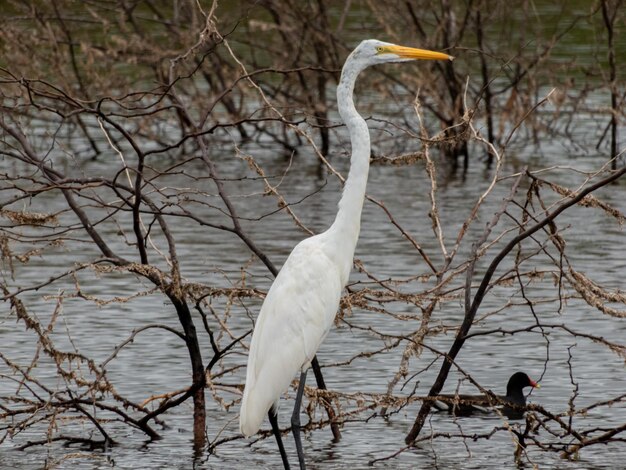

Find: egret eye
<box><xmin>376</xmin><ymin>46</ymin><xmax>385</xmax><ymax>54</ymax></box>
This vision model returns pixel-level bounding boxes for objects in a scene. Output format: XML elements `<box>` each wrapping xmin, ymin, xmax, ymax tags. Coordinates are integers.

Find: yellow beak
<box><xmin>385</xmin><ymin>45</ymin><xmax>453</xmax><ymax>61</ymax></box>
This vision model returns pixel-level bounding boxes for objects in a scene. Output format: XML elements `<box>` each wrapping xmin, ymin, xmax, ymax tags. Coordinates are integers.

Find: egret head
<box><xmin>352</xmin><ymin>39</ymin><xmax>453</xmax><ymax>68</ymax></box>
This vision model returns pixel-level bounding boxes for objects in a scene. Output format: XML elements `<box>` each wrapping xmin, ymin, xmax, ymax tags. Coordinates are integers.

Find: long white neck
<box><xmin>328</xmin><ymin>57</ymin><xmax>370</xmax><ymax>256</ymax></box>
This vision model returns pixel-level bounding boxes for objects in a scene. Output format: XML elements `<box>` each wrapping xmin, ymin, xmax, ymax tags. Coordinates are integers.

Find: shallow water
<box><xmin>2</xmin><ymin>9</ymin><xmax>626</xmax><ymax>464</ymax></box>
<box><xmin>1</xmin><ymin>116</ymin><xmax>625</xmax><ymax>469</ymax></box>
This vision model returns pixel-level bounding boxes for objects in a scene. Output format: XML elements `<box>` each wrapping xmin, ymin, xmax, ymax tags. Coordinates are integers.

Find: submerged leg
<box><xmin>291</xmin><ymin>370</ymin><xmax>308</xmax><ymax>470</ymax></box>
<box><xmin>268</xmin><ymin>407</ymin><xmax>290</xmax><ymax>470</ymax></box>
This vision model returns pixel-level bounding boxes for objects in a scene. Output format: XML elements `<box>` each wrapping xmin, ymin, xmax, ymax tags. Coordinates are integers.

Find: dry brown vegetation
<box><xmin>1</xmin><ymin>0</ymin><xmax>625</xmax><ymax>468</ymax></box>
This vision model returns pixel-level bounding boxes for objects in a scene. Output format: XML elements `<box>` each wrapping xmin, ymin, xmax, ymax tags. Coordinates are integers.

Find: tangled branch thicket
<box><xmin>1</xmin><ymin>0</ymin><xmax>625</xmax><ymax>467</ymax></box>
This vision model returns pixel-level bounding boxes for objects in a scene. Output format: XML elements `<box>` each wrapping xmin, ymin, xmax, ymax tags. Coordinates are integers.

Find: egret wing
<box><xmin>240</xmin><ymin>237</ymin><xmax>343</xmax><ymax>435</ymax></box>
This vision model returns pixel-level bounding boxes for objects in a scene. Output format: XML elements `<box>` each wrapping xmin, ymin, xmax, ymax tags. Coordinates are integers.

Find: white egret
<box><xmin>239</xmin><ymin>39</ymin><xmax>453</xmax><ymax>469</ymax></box>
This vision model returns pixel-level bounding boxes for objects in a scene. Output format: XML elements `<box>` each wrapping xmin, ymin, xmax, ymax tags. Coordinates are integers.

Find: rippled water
<box><xmin>2</xmin><ymin>113</ymin><xmax>625</xmax><ymax>469</ymax></box>
<box><xmin>1</xmin><ymin>30</ymin><xmax>626</xmax><ymax>468</ymax></box>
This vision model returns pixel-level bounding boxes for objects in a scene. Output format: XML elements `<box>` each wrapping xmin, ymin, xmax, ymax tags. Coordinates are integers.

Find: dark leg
<box><xmin>311</xmin><ymin>356</ymin><xmax>341</xmax><ymax>441</ymax></box>
<box><xmin>268</xmin><ymin>407</ymin><xmax>290</xmax><ymax>470</ymax></box>
<box><xmin>291</xmin><ymin>370</ymin><xmax>308</xmax><ymax>470</ymax></box>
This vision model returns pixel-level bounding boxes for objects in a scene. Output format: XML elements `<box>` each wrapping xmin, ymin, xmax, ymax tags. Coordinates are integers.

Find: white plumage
<box><xmin>240</xmin><ymin>235</ymin><xmax>344</xmax><ymax>436</ymax></box>
<box><xmin>239</xmin><ymin>39</ymin><xmax>452</xmax><ymax>467</ymax></box>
